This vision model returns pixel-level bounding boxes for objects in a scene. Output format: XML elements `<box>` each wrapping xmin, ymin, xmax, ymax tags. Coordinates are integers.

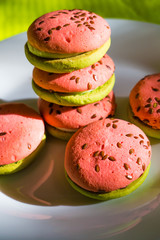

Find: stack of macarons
<box><xmin>25</xmin><ymin>9</ymin><xmax>116</xmax><ymax>140</ymax></box>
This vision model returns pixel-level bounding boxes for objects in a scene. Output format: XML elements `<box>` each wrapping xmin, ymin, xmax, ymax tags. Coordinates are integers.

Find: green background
<box><xmin>1</xmin><ymin>0</ymin><xmax>160</xmax><ymax>41</ymax></box>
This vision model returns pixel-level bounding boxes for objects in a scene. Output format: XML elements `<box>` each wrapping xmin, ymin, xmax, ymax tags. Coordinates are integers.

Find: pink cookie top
<box><xmin>0</xmin><ymin>103</ymin><xmax>45</xmax><ymax>165</ymax></box>
<box><xmin>65</xmin><ymin>118</ymin><xmax>151</xmax><ymax>193</ymax></box>
<box><xmin>33</xmin><ymin>54</ymin><xmax>115</xmax><ymax>93</ymax></box>
<box><xmin>27</xmin><ymin>9</ymin><xmax>111</xmax><ymax>54</ymax></box>
<box><xmin>38</xmin><ymin>91</ymin><xmax>116</xmax><ymax>129</ymax></box>
<box><xmin>129</xmin><ymin>73</ymin><xmax>160</xmax><ymax>129</ymax></box>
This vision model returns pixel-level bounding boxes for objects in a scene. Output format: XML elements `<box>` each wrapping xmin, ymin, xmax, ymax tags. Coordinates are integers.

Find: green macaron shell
<box><xmin>46</xmin><ymin>124</ymin><xmax>74</xmax><ymax>141</ymax></box>
<box><xmin>0</xmin><ymin>134</ymin><xmax>46</xmax><ymax>175</ymax></box>
<box><xmin>25</xmin><ymin>38</ymin><xmax>111</xmax><ymax>73</ymax></box>
<box><xmin>27</xmin><ymin>42</ymin><xmax>80</xmax><ymax>59</ymax></box>
<box><xmin>128</xmin><ymin>105</ymin><xmax>160</xmax><ymax>139</ymax></box>
<box><xmin>65</xmin><ymin>162</ymin><xmax>151</xmax><ymax>201</ymax></box>
<box><xmin>32</xmin><ymin>74</ymin><xmax>115</xmax><ymax>106</ymax></box>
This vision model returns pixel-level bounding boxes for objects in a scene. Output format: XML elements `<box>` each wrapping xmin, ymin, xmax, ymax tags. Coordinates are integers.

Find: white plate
<box><xmin>0</xmin><ymin>19</ymin><xmax>160</xmax><ymax>240</ymax></box>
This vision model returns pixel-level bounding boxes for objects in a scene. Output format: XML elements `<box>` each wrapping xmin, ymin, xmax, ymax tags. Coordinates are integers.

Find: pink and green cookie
<box><xmin>65</xmin><ymin>118</ymin><xmax>151</xmax><ymax>200</ymax></box>
<box><xmin>25</xmin><ymin>9</ymin><xmax>111</xmax><ymax>73</ymax></box>
<box><xmin>0</xmin><ymin>103</ymin><xmax>45</xmax><ymax>174</ymax></box>
<box><xmin>129</xmin><ymin>73</ymin><xmax>160</xmax><ymax>139</ymax></box>
<box><xmin>32</xmin><ymin>54</ymin><xmax>115</xmax><ymax>106</ymax></box>
<box><xmin>38</xmin><ymin>90</ymin><xmax>116</xmax><ymax>140</ymax></box>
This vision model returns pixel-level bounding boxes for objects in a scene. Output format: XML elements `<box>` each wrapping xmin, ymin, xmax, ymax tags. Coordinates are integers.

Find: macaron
<box><xmin>64</xmin><ymin>118</ymin><xmax>151</xmax><ymax>200</ymax></box>
<box><xmin>38</xmin><ymin>90</ymin><xmax>116</xmax><ymax>140</ymax></box>
<box><xmin>32</xmin><ymin>54</ymin><xmax>115</xmax><ymax>106</ymax></box>
<box><xmin>25</xmin><ymin>9</ymin><xmax>111</xmax><ymax>73</ymax></box>
<box><xmin>0</xmin><ymin>103</ymin><xmax>46</xmax><ymax>175</ymax></box>
<box><xmin>129</xmin><ymin>73</ymin><xmax>160</xmax><ymax>139</ymax></box>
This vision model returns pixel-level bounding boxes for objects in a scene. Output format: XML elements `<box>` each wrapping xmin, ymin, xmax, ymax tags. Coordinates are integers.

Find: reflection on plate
<box><xmin>0</xmin><ymin>20</ymin><xmax>160</xmax><ymax>240</ymax></box>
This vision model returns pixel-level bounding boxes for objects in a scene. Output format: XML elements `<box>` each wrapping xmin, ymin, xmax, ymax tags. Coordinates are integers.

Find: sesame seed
<box><xmin>108</xmin><ymin>156</ymin><xmax>116</xmax><ymax>161</ymax></box>
<box><xmin>82</xmin><ymin>143</ymin><xmax>87</xmax><ymax>149</ymax></box>
<box><xmin>125</xmin><ymin>134</ymin><xmax>133</xmax><ymax>137</ymax></box>
<box><xmin>129</xmin><ymin>149</ymin><xmax>134</xmax><ymax>154</ymax></box>
<box><xmin>117</xmin><ymin>142</ymin><xmax>122</xmax><ymax>148</ymax></box>
<box><xmin>136</xmin><ymin>157</ymin><xmax>142</xmax><ymax>165</ymax></box>
<box><xmin>76</xmin><ymin>108</ymin><xmax>82</xmax><ymax>114</ymax></box>
<box><xmin>91</xmin><ymin>114</ymin><xmax>97</xmax><ymax>119</ymax></box>
<box><xmin>125</xmin><ymin>175</ymin><xmax>132</xmax><ymax>180</ymax></box>
<box><xmin>95</xmin><ymin>165</ymin><xmax>100</xmax><ymax>172</ymax></box>
<box><xmin>124</xmin><ymin>163</ymin><xmax>129</xmax><ymax>170</ymax></box>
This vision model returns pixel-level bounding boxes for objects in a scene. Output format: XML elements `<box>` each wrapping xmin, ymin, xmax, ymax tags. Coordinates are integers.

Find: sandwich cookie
<box><xmin>38</xmin><ymin>91</ymin><xmax>116</xmax><ymax>140</ymax></box>
<box><xmin>25</xmin><ymin>9</ymin><xmax>111</xmax><ymax>73</ymax></box>
<box><xmin>129</xmin><ymin>73</ymin><xmax>160</xmax><ymax>139</ymax></box>
<box><xmin>32</xmin><ymin>54</ymin><xmax>115</xmax><ymax>106</ymax></box>
<box><xmin>65</xmin><ymin>118</ymin><xmax>151</xmax><ymax>200</ymax></box>
<box><xmin>0</xmin><ymin>103</ymin><xmax>45</xmax><ymax>174</ymax></box>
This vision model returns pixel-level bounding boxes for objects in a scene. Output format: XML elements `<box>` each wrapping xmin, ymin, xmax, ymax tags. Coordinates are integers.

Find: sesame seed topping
<box><xmin>95</xmin><ymin>165</ymin><xmax>100</xmax><ymax>172</ymax></box>
<box><xmin>144</xmin><ymin>104</ymin><xmax>151</xmax><ymax>108</ymax></box>
<box><xmin>137</xmin><ymin>157</ymin><xmax>142</xmax><ymax>165</ymax></box>
<box><xmin>0</xmin><ymin>132</ymin><xmax>7</xmax><ymax>136</ymax></box>
<box><xmin>147</xmin><ymin>98</ymin><xmax>152</xmax><ymax>103</ymax></box>
<box><xmin>93</xmin><ymin>74</ymin><xmax>97</xmax><ymax>81</ymax></box>
<box><xmin>27</xmin><ymin>143</ymin><xmax>31</xmax><ymax>149</ymax></box>
<box><xmin>135</xmin><ymin>93</ymin><xmax>139</xmax><ymax>99</ymax></box>
<box><xmin>102</xmin><ymin>155</ymin><xmax>108</xmax><ymax>160</ymax></box>
<box><xmin>82</xmin><ymin>143</ymin><xmax>87</xmax><ymax>149</ymax></box>
<box><xmin>152</xmin><ymin>87</ymin><xmax>159</xmax><ymax>91</ymax></box>
<box><xmin>139</xmin><ymin>134</ymin><xmax>144</xmax><ymax>139</ymax></box>
<box><xmin>153</xmin><ymin>103</ymin><xmax>158</xmax><ymax>108</ymax></box>
<box><xmin>129</xmin><ymin>149</ymin><xmax>134</xmax><ymax>154</ymax></box>
<box><xmin>44</xmin><ymin>37</ymin><xmax>50</xmax><ymax>41</ymax></box>
<box><xmin>63</xmin><ymin>24</ymin><xmax>70</xmax><ymax>27</ymax></box>
<box><xmin>91</xmin><ymin>114</ymin><xmax>97</xmax><ymax>119</ymax></box>
<box><xmin>117</xmin><ymin>142</ymin><xmax>122</xmax><ymax>148</ymax></box>
<box><xmin>125</xmin><ymin>175</ymin><xmax>132</xmax><ymax>180</ymax></box>
<box><xmin>70</xmin><ymin>76</ymin><xmax>76</xmax><ymax>80</ymax></box>
<box><xmin>108</xmin><ymin>156</ymin><xmax>116</xmax><ymax>161</ymax></box>
<box><xmin>124</xmin><ymin>163</ymin><xmax>129</xmax><ymax>170</ymax></box>
<box><xmin>93</xmin><ymin>151</ymin><xmax>99</xmax><ymax>157</ymax></box>
<box><xmin>87</xmin><ymin>83</ymin><xmax>92</xmax><ymax>90</ymax></box>
<box><xmin>56</xmin><ymin>26</ymin><xmax>62</xmax><ymax>30</ymax></box>
<box><xmin>142</xmin><ymin>163</ymin><xmax>146</xmax><ymax>171</ymax></box>
<box><xmin>49</xmin><ymin>108</ymin><xmax>53</xmax><ymax>114</ymax></box>
<box><xmin>39</xmin><ymin>21</ymin><xmax>44</xmax><ymax>25</ymax></box>
<box><xmin>148</xmin><ymin>108</ymin><xmax>153</xmax><ymax>114</ymax></box>
<box><xmin>137</xmin><ymin>106</ymin><xmax>141</xmax><ymax>112</ymax></box>
<box><xmin>125</xmin><ymin>134</ymin><xmax>133</xmax><ymax>137</ymax></box>
<box><xmin>76</xmin><ymin>108</ymin><xmax>82</xmax><ymax>114</ymax></box>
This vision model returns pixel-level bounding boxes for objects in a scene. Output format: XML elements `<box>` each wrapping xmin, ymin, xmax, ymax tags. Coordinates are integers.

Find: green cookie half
<box><xmin>65</xmin><ymin>162</ymin><xmax>151</xmax><ymax>201</ymax></box>
<box><xmin>25</xmin><ymin>38</ymin><xmax>111</xmax><ymax>73</ymax></box>
<box><xmin>32</xmin><ymin>74</ymin><xmax>115</xmax><ymax>106</ymax></box>
<box><xmin>128</xmin><ymin>105</ymin><xmax>160</xmax><ymax>139</ymax></box>
<box><xmin>46</xmin><ymin>124</ymin><xmax>74</xmax><ymax>141</ymax></box>
<box><xmin>0</xmin><ymin>134</ymin><xmax>46</xmax><ymax>175</ymax></box>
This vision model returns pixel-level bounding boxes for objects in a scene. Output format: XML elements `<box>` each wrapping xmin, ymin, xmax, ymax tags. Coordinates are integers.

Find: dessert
<box><xmin>65</xmin><ymin>118</ymin><xmax>151</xmax><ymax>200</ymax></box>
<box><xmin>0</xmin><ymin>103</ymin><xmax>45</xmax><ymax>174</ymax></box>
<box><xmin>129</xmin><ymin>73</ymin><xmax>160</xmax><ymax>139</ymax></box>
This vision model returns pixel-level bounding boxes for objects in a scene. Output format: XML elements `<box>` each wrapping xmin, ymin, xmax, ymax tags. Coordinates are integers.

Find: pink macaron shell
<box><xmin>0</xmin><ymin>103</ymin><xmax>45</xmax><ymax>165</ymax></box>
<box><xmin>129</xmin><ymin>73</ymin><xmax>160</xmax><ymax>129</ymax></box>
<box><xmin>65</xmin><ymin>119</ymin><xmax>151</xmax><ymax>193</ymax></box>
<box><xmin>33</xmin><ymin>54</ymin><xmax>115</xmax><ymax>93</ymax></box>
<box><xmin>38</xmin><ymin>91</ymin><xmax>116</xmax><ymax>129</ymax></box>
<box><xmin>27</xmin><ymin>9</ymin><xmax>111</xmax><ymax>54</ymax></box>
